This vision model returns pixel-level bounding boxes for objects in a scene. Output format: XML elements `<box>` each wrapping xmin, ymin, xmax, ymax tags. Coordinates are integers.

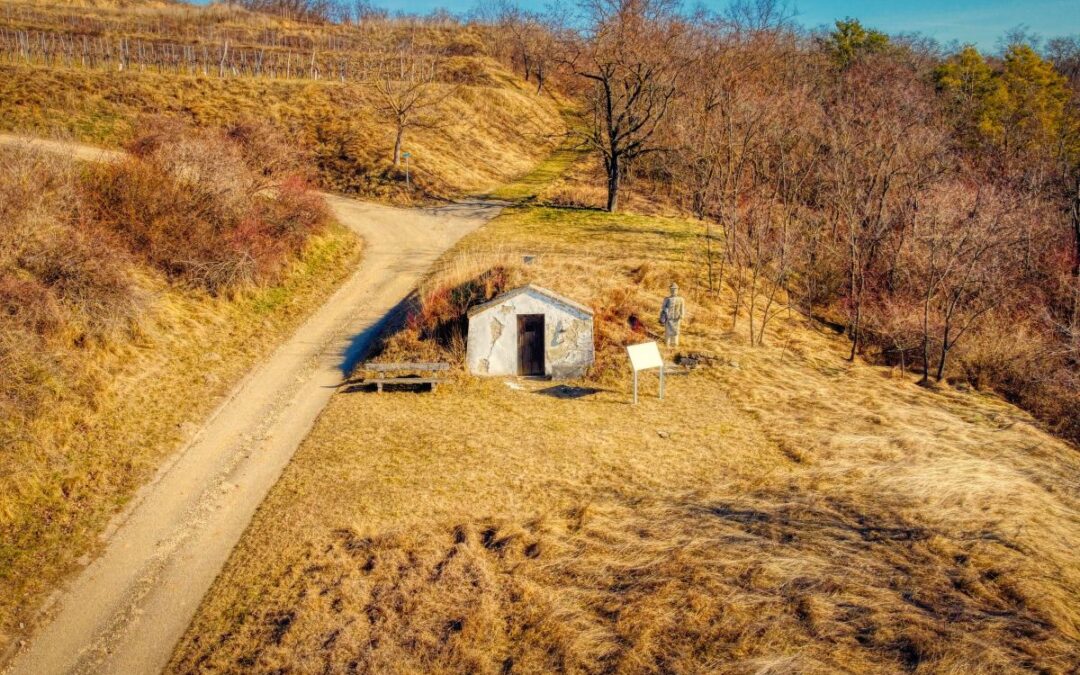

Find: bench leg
<box><xmin>431</xmin><ymin>382</ymin><xmax>437</xmax><ymax>393</ymax></box>
<box><xmin>376</xmin><ymin>382</ymin><xmax>383</xmax><ymax>394</ymax></box>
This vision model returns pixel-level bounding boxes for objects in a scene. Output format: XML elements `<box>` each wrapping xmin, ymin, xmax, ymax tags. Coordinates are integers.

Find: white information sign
<box><xmin>626</xmin><ymin>341</ymin><xmax>664</xmax><ymax>404</ymax></box>
<box><xmin>627</xmin><ymin>341</ymin><xmax>663</xmax><ymax>371</ymax></box>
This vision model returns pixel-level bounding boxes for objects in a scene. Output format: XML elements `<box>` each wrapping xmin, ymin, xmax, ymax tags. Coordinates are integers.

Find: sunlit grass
<box><xmin>482</xmin><ymin>143</ymin><xmax>586</xmax><ymax>202</ymax></box>
<box><xmin>0</xmin><ymin>61</ymin><xmax>564</xmax><ymax>200</ymax></box>
<box><xmin>171</xmin><ymin>184</ymin><xmax>1080</xmax><ymax>672</ymax></box>
<box><xmin>0</xmin><ymin>223</ymin><xmax>361</xmax><ymax>657</ymax></box>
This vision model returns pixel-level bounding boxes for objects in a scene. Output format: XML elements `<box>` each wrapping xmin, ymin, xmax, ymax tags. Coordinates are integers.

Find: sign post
<box><xmin>626</xmin><ymin>341</ymin><xmax>664</xmax><ymax>404</ymax></box>
<box><xmin>401</xmin><ymin>151</ymin><xmax>411</xmax><ymax>188</ymax></box>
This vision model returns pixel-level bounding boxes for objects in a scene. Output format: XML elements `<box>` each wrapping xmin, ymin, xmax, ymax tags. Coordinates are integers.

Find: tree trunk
<box><xmin>847</xmin><ymin>235</ymin><xmax>859</xmax><ymax>361</ymax></box>
<box><xmin>705</xmin><ymin>220</ymin><xmax>714</xmax><ymax>293</ymax></box>
<box><xmin>606</xmin><ymin>154</ymin><xmax>620</xmax><ymax>212</ymax></box>
<box><xmin>920</xmin><ymin>295</ymin><xmax>931</xmax><ymax>385</ymax></box>
<box><xmin>393</xmin><ymin>126</ymin><xmax>403</xmax><ymax>166</ymax></box>
<box><xmin>848</xmin><ymin>301</ymin><xmax>860</xmax><ymax>361</ymax></box>
<box><xmin>1071</xmin><ymin>171</ymin><xmax>1079</xmax><ymax>328</ymax></box>
<box><xmin>936</xmin><ymin>324</ymin><xmax>951</xmax><ymax>382</ymax></box>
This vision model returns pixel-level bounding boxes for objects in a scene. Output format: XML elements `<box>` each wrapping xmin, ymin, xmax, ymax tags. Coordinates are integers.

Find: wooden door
<box><xmin>517</xmin><ymin>314</ymin><xmax>545</xmax><ymax>376</ymax></box>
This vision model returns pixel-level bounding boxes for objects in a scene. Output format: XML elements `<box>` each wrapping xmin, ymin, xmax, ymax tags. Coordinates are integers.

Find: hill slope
<box><xmin>0</xmin><ymin>132</ymin><xmax>362</xmax><ymax>661</ymax></box>
<box><xmin>0</xmin><ymin>0</ymin><xmax>565</xmax><ymax>200</ymax></box>
<box><xmin>170</xmin><ymin>161</ymin><xmax>1080</xmax><ymax>673</ymax></box>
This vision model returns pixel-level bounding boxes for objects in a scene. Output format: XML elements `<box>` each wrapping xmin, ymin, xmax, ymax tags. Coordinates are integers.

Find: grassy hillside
<box><xmin>0</xmin><ymin>0</ymin><xmax>565</xmax><ymax>201</ymax></box>
<box><xmin>170</xmin><ymin>159</ymin><xmax>1080</xmax><ymax>672</ymax></box>
<box><xmin>0</xmin><ymin>133</ymin><xmax>362</xmax><ymax>658</ymax></box>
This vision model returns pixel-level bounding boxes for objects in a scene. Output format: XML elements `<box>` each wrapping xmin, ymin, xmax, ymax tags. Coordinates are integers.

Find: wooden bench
<box><xmin>355</xmin><ymin>361</ymin><xmax>449</xmax><ymax>393</ymax></box>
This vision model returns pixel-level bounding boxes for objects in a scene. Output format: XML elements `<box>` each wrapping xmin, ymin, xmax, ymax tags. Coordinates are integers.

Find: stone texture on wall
<box><xmin>466</xmin><ymin>288</ymin><xmax>594</xmax><ymax>378</ymax></box>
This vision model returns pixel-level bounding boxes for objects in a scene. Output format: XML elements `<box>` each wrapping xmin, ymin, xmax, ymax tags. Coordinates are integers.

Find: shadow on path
<box><xmin>337</xmin><ymin>295</ymin><xmax>415</xmax><ymax>379</ymax></box>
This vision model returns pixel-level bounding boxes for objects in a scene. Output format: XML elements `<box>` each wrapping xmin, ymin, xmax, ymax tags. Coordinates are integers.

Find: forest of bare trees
<box><xmin>482</xmin><ymin>0</ymin><xmax>1080</xmax><ymax>442</ymax></box>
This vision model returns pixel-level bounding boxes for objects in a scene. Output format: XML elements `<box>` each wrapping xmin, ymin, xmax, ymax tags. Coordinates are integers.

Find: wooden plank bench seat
<box><xmin>363</xmin><ymin>362</ymin><xmax>450</xmax><ymax>372</ymax></box>
<box><xmin>347</xmin><ymin>361</ymin><xmax>450</xmax><ymax>393</ymax></box>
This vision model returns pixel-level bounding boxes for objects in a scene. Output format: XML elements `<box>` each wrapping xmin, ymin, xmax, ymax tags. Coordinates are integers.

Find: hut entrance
<box><xmin>517</xmin><ymin>314</ymin><xmax>545</xmax><ymax>376</ymax></box>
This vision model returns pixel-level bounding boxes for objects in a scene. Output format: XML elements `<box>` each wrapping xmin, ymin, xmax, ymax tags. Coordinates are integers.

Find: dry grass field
<box><xmin>0</xmin><ymin>0</ymin><xmax>566</xmax><ymax>201</ymax></box>
<box><xmin>0</xmin><ymin>63</ymin><xmax>564</xmax><ymax>200</ymax></box>
<box><xmin>169</xmin><ymin>164</ymin><xmax>1080</xmax><ymax>672</ymax></box>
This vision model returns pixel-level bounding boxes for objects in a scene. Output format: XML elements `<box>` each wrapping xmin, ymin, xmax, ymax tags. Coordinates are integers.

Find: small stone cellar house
<box><xmin>466</xmin><ymin>284</ymin><xmax>594</xmax><ymax>378</ymax></box>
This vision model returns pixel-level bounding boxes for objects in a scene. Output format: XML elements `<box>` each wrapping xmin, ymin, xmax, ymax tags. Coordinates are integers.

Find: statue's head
<box><xmin>669</xmin><ymin>282</ymin><xmax>679</xmax><ymax>296</ymax></box>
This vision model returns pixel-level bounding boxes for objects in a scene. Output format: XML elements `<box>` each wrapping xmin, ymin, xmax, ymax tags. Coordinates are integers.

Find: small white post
<box><xmin>633</xmin><ymin>369</ymin><xmax>639</xmax><ymax>405</ymax></box>
<box><xmin>659</xmin><ymin>363</ymin><xmax>665</xmax><ymax>400</ymax></box>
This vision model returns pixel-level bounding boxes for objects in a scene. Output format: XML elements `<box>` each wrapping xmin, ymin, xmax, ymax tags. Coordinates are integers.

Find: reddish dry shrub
<box><xmin>82</xmin><ymin>160</ymin><xmax>251</xmax><ymax>293</ymax></box>
<box><xmin>19</xmin><ymin>229</ymin><xmax>141</xmax><ymax>338</ymax></box>
<box><xmin>254</xmin><ymin>175</ymin><xmax>329</xmax><ymax>252</ymax></box>
<box><xmin>379</xmin><ymin>265</ymin><xmax>524</xmax><ymax>362</ymax></box>
<box><xmin>592</xmin><ymin>284</ymin><xmax>649</xmax><ymax>376</ymax></box>
<box><xmin>225</xmin><ymin>120</ymin><xmax>308</xmax><ymax>182</ymax></box>
<box><xmin>86</xmin><ymin>124</ymin><xmax>328</xmax><ymax>294</ymax></box>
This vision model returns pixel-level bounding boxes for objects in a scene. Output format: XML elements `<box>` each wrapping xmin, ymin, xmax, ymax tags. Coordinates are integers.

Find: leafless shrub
<box><xmin>89</xmin><ymin>123</ymin><xmax>328</xmax><ymax>294</ymax></box>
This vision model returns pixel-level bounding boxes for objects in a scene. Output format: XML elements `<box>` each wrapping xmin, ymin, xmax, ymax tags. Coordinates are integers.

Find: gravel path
<box><xmin>0</xmin><ymin>134</ymin><xmax>502</xmax><ymax>674</ymax></box>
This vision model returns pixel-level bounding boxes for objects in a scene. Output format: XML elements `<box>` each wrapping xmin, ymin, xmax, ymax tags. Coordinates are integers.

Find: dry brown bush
<box><xmin>84</xmin><ymin>123</ymin><xmax>329</xmax><ymax>294</ymax></box>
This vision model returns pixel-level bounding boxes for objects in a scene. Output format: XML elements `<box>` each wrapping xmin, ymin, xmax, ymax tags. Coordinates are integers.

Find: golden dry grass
<box><xmin>0</xmin><ymin>62</ymin><xmax>562</xmax><ymax>200</ymax></box>
<box><xmin>0</xmin><ymin>216</ymin><xmax>361</xmax><ymax>658</ymax></box>
<box><xmin>169</xmin><ymin>193</ymin><xmax>1080</xmax><ymax>673</ymax></box>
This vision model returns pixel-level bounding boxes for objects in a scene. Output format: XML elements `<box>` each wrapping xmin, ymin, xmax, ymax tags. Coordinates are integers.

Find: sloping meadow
<box><xmin>0</xmin><ymin>0</ymin><xmax>564</xmax><ymax>203</ymax></box>
<box><xmin>0</xmin><ymin>60</ymin><xmax>564</xmax><ymax>202</ymax></box>
<box><xmin>170</xmin><ymin>203</ymin><xmax>1080</xmax><ymax>673</ymax></box>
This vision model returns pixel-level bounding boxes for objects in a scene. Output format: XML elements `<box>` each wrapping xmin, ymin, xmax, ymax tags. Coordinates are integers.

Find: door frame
<box><xmin>517</xmin><ymin>314</ymin><xmax>545</xmax><ymax>376</ymax></box>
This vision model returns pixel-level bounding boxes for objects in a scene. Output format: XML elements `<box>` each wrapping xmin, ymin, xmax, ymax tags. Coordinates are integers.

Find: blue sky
<box><xmin>360</xmin><ymin>0</ymin><xmax>1079</xmax><ymax>49</ymax></box>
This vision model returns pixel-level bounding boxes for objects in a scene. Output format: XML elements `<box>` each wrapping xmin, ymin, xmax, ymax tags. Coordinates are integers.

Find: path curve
<box><xmin>0</xmin><ymin>135</ymin><xmax>502</xmax><ymax>674</ymax></box>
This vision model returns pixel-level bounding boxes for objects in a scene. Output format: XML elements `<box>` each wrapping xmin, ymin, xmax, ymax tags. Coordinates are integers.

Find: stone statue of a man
<box><xmin>659</xmin><ymin>282</ymin><xmax>685</xmax><ymax>347</ymax></box>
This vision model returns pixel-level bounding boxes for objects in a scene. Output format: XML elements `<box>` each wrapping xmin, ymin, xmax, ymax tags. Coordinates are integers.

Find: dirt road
<box><xmin>1</xmin><ymin>135</ymin><xmax>502</xmax><ymax>674</ymax></box>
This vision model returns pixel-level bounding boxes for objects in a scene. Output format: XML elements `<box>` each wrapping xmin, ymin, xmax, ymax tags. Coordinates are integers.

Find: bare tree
<box><xmin>367</xmin><ymin>49</ymin><xmax>453</xmax><ymax>167</ymax></box>
<box><xmin>237</xmin><ymin>0</ymin><xmax>335</xmax><ymax>22</ymax></box>
<box><xmin>565</xmin><ymin>0</ymin><xmax>688</xmax><ymax>212</ymax></box>
<box><xmin>907</xmin><ymin>183</ymin><xmax>1022</xmax><ymax>382</ymax></box>
<box><xmin>820</xmin><ymin>57</ymin><xmax>945</xmax><ymax>360</ymax></box>
<box><xmin>491</xmin><ymin>1</ymin><xmax>545</xmax><ymax>86</ymax></box>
